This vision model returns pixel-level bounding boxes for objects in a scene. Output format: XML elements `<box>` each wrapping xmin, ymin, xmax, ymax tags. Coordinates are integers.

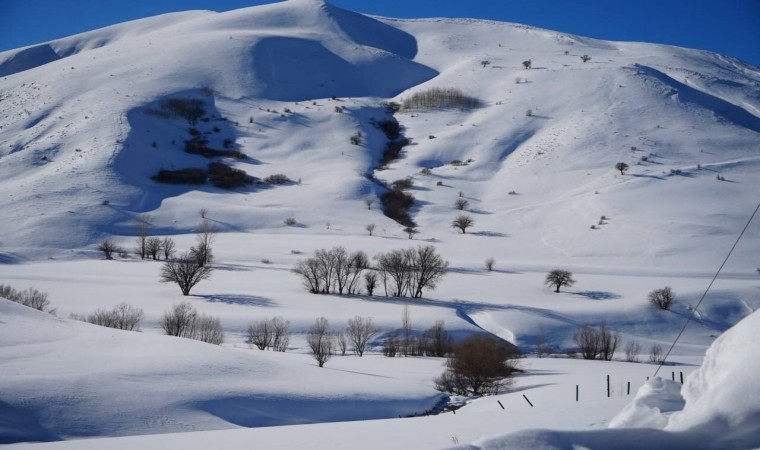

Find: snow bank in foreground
<box><xmin>461</xmin><ymin>310</ymin><xmax>760</xmax><ymax>449</ymax></box>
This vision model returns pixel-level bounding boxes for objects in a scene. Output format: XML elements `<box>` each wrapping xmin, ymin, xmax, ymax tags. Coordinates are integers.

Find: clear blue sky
<box><xmin>2</xmin><ymin>0</ymin><xmax>759</xmax><ymax>66</ymax></box>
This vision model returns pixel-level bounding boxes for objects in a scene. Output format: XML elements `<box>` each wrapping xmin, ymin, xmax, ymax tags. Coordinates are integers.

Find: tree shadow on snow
<box><xmin>197</xmin><ymin>294</ymin><xmax>277</xmax><ymax>307</ymax></box>
<box><xmin>570</xmin><ymin>291</ymin><xmax>621</xmax><ymax>301</ymax></box>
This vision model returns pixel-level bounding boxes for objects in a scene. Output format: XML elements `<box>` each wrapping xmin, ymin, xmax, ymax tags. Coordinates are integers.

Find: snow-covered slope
<box><xmin>0</xmin><ymin>0</ymin><xmax>758</xmax><ymax>269</ymax></box>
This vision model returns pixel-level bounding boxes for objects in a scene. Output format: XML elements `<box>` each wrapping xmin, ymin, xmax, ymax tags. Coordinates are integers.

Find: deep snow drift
<box><xmin>460</xmin><ymin>309</ymin><xmax>760</xmax><ymax>450</ymax></box>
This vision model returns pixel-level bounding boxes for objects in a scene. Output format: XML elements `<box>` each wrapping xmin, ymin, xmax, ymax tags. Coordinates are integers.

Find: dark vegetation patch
<box><xmin>146</xmin><ymin>98</ymin><xmax>206</xmax><ymax>125</ymax></box>
<box><xmin>185</xmin><ymin>137</ymin><xmax>246</xmax><ymax>159</ymax></box>
<box><xmin>402</xmin><ymin>88</ymin><xmax>482</xmax><ymax>111</ymax></box>
<box><xmin>381</xmin><ymin>187</ymin><xmax>416</xmax><ymax>227</ymax></box>
<box><xmin>208</xmin><ymin>162</ymin><xmax>255</xmax><ymax>189</ymax></box>
<box><xmin>152</xmin><ymin>168</ymin><xmax>207</xmax><ymax>185</ymax></box>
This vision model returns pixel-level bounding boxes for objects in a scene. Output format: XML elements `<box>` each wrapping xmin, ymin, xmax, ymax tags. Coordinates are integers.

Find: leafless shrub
<box><xmin>625</xmin><ymin>340</ymin><xmax>642</xmax><ymax>363</ymax></box>
<box><xmin>573</xmin><ymin>323</ymin><xmax>619</xmax><ymax>360</ymax></box>
<box><xmin>580</xmin><ymin>54</ymin><xmax>591</xmax><ymax>63</ymax></box>
<box><xmin>148</xmin><ymin>98</ymin><xmax>205</xmax><ymax>125</ymax></box>
<box><xmin>75</xmin><ymin>303</ymin><xmax>144</xmax><ymax>331</ymax></box>
<box><xmin>402</xmin><ymin>88</ymin><xmax>482</xmax><ymax>111</ymax></box>
<box><xmin>271</xmin><ymin>316</ymin><xmax>290</xmax><ymax>352</ymax></box>
<box><xmin>264</xmin><ymin>174</ymin><xmax>290</xmax><ymax>185</ymax></box>
<box><xmin>284</xmin><ymin>217</ymin><xmax>297</xmax><ymax>226</ymax></box>
<box><xmin>347</xmin><ymin>316</ymin><xmax>379</xmax><ymax>357</ymax></box>
<box><xmin>98</xmin><ymin>239</ymin><xmax>120</xmax><ymax>260</ymax></box>
<box><xmin>350</xmin><ymin>132</ymin><xmax>363</xmax><ymax>145</ymax></box>
<box><xmin>649</xmin><ymin>343</ymin><xmax>665</xmax><ymax>365</ymax></box>
<box><xmin>648</xmin><ymin>287</ymin><xmax>675</xmax><ymax>310</ymax></box>
<box><xmin>161</xmin><ymin>302</ymin><xmax>223</xmax><ymax>344</ymax></box>
<box><xmin>0</xmin><ymin>285</ymin><xmax>53</xmax><ymax>313</ymax></box>
<box><xmin>366</xmin><ymin>224</ymin><xmax>375</xmax><ymax>236</ymax></box>
<box><xmin>522</xmin><ymin>60</ymin><xmax>532</xmax><ymax>69</ymax></box>
<box><xmin>364</xmin><ymin>197</ymin><xmax>375</xmax><ymax>210</ymax></box>
<box><xmin>307</xmin><ymin>317</ymin><xmax>334</xmax><ymax>367</ymax></box>
<box><xmin>247</xmin><ymin>318</ymin><xmax>272</xmax><ymax>350</ymax></box>
<box><xmin>485</xmin><ymin>258</ymin><xmax>495</xmax><ymax>271</ymax></box>
<box><xmin>293</xmin><ymin>247</ymin><xmax>369</xmax><ymax>295</ymax></box>
<box><xmin>455</xmin><ymin>198</ymin><xmax>469</xmax><ymax>211</ymax></box>
<box><xmin>616</xmin><ymin>162</ymin><xmax>630</xmax><ymax>175</ymax></box>
<box><xmin>434</xmin><ymin>335</ymin><xmax>520</xmax><ymax>396</ymax></box>
<box><xmin>403</xmin><ymin>227</ymin><xmax>419</xmax><ymax>239</ymax></box>
<box><xmin>208</xmin><ymin>162</ymin><xmax>254</xmax><ymax>189</ymax></box>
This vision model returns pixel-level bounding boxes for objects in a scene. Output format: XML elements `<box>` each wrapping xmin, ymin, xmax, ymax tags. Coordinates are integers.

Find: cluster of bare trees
<box><xmin>384</xmin><ymin>318</ymin><xmax>453</xmax><ymax>358</ymax></box>
<box><xmin>247</xmin><ymin>317</ymin><xmax>290</xmax><ymax>352</ymax></box>
<box><xmin>292</xmin><ymin>247</ymin><xmax>370</xmax><ymax>294</ymax></box>
<box><xmin>374</xmin><ymin>246</ymin><xmax>448</xmax><ymax>298</ymax></box>
<box><xmin>70</xmin><ymin>303</ymin><xmax>144</xmax><ymax>331</ymax></box>
<box><xmin>0</xmin><ymin>284</ymin><xmax>54</xmax><ymax>313</ymax></box>
<box><xmin>401</xmin><ymin>88</ymin><xmax>482</xmax><ymax>110</ymax></box>
<box><xmin>573</xmin><ymin>323</ymin><xmax>619</xmax><ymax>361</ymax></box>
<box><xmin>160</xmin><ymin>301</ymin><xmax>224</xmax><ymax>345</ymax></box>
<box><xmin>293</xmin><ymin>245</ymin><xmax>448</xmax><ymax>299</ymax></box>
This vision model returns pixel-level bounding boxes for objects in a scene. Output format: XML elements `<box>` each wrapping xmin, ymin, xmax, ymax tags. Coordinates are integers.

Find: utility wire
<box><xmin>653</xmin><ymin>200</ymin><xmax>760</xmax><ymax>377</ymax></box>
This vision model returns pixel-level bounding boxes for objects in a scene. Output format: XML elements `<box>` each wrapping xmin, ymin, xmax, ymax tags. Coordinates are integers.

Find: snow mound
<box><xmin>460</xmin><ymin>310</ymin><xmax>760</xmax><ymax>449</ymax></box>
<box><xmin>0</xmin><ymin>299</ymin><xmax>442</xmax><ymax>443</ymax></box>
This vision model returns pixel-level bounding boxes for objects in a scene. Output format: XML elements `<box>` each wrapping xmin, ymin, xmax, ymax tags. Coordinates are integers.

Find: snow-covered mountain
<box><xmin>1</xmin><ymin>0</ymin><xmax>759</xmax><ymax>447</ymax></box>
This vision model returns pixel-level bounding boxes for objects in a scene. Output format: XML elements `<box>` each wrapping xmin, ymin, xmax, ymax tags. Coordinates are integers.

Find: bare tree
<box><xmin>403</xmin><ymin>227</ymin><xmax>419</xmax><ymax>239</ymax></box>
<box><xmin>615</xmin><ymin>162</ymin><xmax>630</xmax><ymax>175</ymax></box>
<box><xmin>573</xmin><ymin>325</ymin><xmax>600</xmax><ymax>360</ymax></box>
<box><xmin>270</xmin><ymin>316</ymin><xmax>290</xmax><ymax>352</ymax></box>
<box><xmin>146</xmin><ymin>237</ymin><xmax>163</xmax><ymax>260</ymax></box>
<box><xmin>625</xmin><ymin>340</ymin><xmax>642</xmax><ymax>363</ymax></box>
<box><xmin>451</xmin><ymin>214</ymin><xmax>474</xmax><ymax>233</ymax></box>
<box><xmin>364</xmin><ymin>271</ymin><xmax>378</xmax><ymax>296</ymax></box>
<box><xmin>162</xmin><ymin>237</ymin><xmax>176</xmax><ymax>260</ymax></box>
<box><xmin>366</xmin><ymin>223</ymin><xmax>375</xmax><ymax>236</ymax></box>
<box><xmin>191</xmin><ymin>218</ymin><xmax>216</xmax><ymax>267</ymax></box>
<box><xmin>649</xmin><ymin>343</ymin><xmax>665</xmax><ymax>365</ymax></box>
<box><xmin>364</xmin><ymin>198</ymin><xmax>376</xmax><ymax>210</ymax></box>
<box><xmin>347</xmin><ymin>251</ymin><xmax>369</xmax><ymax>294</ymax></box>
<box><xmin>307</xmin><ymin>317</ymin><xmax>334</xmax><ymax>367</ymax></box>
<box><xmin>455</xmin><ymin>198</ymin><xmax>469</xmax><ymax>211</ymax></box>
<box><xmin>293</xmin><ymin>258</ymin><xmax>323</xmax><ymax>294</ymax></box>
<box><xmin>408</xmin><ymin>245</ymin><xmax>449</xmax><ymax>299</ymax></box>
<box><xmin>580</xmin><ymin>54</ymin><xmax>591</xmax><ymax>63</ymax></box>
<box><xmin>598</xmin><ymin>322</ymin><xmax>620</xmax><ymax>361</ymax></box>
<box><xmin>423</xmin><ymin>320</ymin><xmax>452</xmax><ymax>357</ymax></box>
<box><xmin>401</xmin><ymin>304</ymin><xmax>412</xmax><ymax>356</ymax></box>
<box><xmin>485</xmin><ymin>257</ymin><xmax>495</xmax><ymax>272</ymax></box>
<box><xmin>134</xmin><ymin>214</ymin><xmax>152</xmax><ymax>259</ymax></box>
<box><xmin>336</xmin><ymin>331</ymin><xmax>348</xmax><ymax>356</ymax></box>
<box><xmin>383</xmin><ymin>333</ymin><xmax>399</xmax><ymax>357</ymax></box>
<box><xmin>522</xmin><ymin>59</ymin><xmax>532</xmax><ymax>69</ymax></box>
<box><xmin>544</xmin><ymin>269</ymin><xmax>575</xmax><ymax>293</ymax></box>
<box><xmin>98</xmin><ymin>239</ymin><xmax>119</xmax><ymax>260</ymax></box>
<box><xmin>648</xmin><ymin>287</ymin><xmax>675</xmax><ymax>310</ymax></box>
<box><xmin>247</xmin><ymin>318</ymin><xmax>272</xmax><ymax>350</ymax></box>
<box><xmin>435</xmin><ymin>335</ymin><xmax>520</xmax><ymax>396</ymax></box>
<box><xmin>160</xmin><ymin>252</ymin><xmax>213</xmax><ymax>295</ymax></box>
<box><xmin>199</xmin><ymin>208</ymin><xmax>209</xmax><ymax>219</ymax></box>
<box><xmin>480</xmin><ymin>60</ymin><xmax>491</xmax><ymax>68</ymax></box>
<box><xmin>347</xmin><ymin>316</ymin><xmax>379</xmax><ymax>356</ymax></box>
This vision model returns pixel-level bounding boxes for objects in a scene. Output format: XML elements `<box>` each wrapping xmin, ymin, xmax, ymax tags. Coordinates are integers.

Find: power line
<box><xmin>653</xmin><ymin>199</ymin><xmax>760</xmax><ymax>377</ymax></box>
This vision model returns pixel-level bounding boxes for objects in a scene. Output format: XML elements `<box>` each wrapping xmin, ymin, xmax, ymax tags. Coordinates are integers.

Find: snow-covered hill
<box><xmin>1</xmin><ymin>0</ymin><xmax>759</xmax><ymax>447</ymax></box>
